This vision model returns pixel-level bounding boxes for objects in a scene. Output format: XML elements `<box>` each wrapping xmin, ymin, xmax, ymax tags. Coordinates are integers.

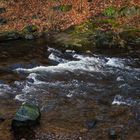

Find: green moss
<box><xmin>22</xmin><ymin>25</ymin><xmax>38</xmax><ymax>34</ymax></box>
<box><xmin>104</xmin><ymin>7</ymin><xmax>117</xmax><ymax>17</ymax></box>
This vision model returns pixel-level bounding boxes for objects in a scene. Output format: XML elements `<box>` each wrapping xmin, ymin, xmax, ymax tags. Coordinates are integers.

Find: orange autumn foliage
<box><xmin>0</xmin><ymin>0</ymin><xmax>139</xmax><ymax>32</ymax></box>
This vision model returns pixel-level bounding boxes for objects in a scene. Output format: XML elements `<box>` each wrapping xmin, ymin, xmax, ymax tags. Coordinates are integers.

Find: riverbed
<box><xmin>0</xmin><ymin>39</ymin><xmax>140</xmax><ymax>140</ymax></box>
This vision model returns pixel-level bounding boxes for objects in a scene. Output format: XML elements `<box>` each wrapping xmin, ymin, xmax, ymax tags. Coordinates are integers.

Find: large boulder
<box><xmin>12</xmin><ymin>103</ymin><xmax>41</xmax><ymax>130</ymax></box>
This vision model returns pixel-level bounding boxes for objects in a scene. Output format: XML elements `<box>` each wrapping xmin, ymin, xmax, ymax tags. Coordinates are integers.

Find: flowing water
<box><xmin>0</xmin><ymin>39</ymin><xmax>140</xmax><ymax>139</ymax></box>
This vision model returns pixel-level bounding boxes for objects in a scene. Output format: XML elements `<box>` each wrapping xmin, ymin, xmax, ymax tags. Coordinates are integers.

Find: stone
<box><xmin>21</xmin><ymin>25</ymin><xmax>38</xmax><ymax>40</ymax></box>
<box><xmin>85</xmin><ymin>119</ymin><xmax>97</xmax><ymax>129</ymax></box>
<box><xmin>108</xmin><ymin>128</ymin><xmax>117</xmax><ymax>140</ymax></box>
<box><xmin>12</xmin><ymin>102</ymin><xmax>41</xmax><ymax>130</ymax></box>
<box><xmin>22</xmin><ymin>25</ymin><xmax>38</xmax><ymax>33</ymax></box>
<box><xmin>0</xmin><ymin>116</ymin><xmax>5</xmax><ymax>122</ymax></box>
<box><xmin>24</xmin><ymin>34</ymin><xmax>34</xmax><ymax>40</ymax></box>
<box><xmin>0</xmin><ymin>7</ymin><xmax>6</xmax><ymax>14</ymax></box>
<box><xmin>0</xmin><ymin>18</ymin><xmax>7</xmax><ymax>25</ymax></box>
<box><xmin>0</xmin><ymin>31</ymin><xmax>20</xmax><ymax>41</ymax></box>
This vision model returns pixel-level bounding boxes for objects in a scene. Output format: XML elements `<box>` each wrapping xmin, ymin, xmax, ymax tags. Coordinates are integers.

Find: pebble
<box><xmin>85</xmin><ymin>119</ymin><xmax>97</xmax><ymax>129</ymax></box>
<box><xmin>0</xmin><ymin>116</ymin><xmax>5</xmax><ymax>122</ymax></box>
<box><xmin>108</xmin><ymin>128</ymin><xmax>117</xmax><ymax>140</ymax></box>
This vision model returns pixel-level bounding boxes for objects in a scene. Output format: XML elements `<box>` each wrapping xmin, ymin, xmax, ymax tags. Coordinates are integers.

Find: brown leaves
<box><xmin>0</xmin><ymin>0</ymin><xmax>139</xmax><ymax>32</ymax></box>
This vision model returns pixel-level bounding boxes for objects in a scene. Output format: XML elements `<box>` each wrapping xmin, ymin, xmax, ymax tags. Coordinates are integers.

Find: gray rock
<box><xmin>24</xmin><ymin>34</ymin><xmax>34</xmax><ymax>40</ymax></box>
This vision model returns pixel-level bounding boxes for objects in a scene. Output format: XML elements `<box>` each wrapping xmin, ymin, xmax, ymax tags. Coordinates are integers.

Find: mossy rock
<box><xmin>21</xmin><ymin>25</ymin><xmax>39</xmax><ymax>40</ymax></box>
<box><xmin>50</xmin><ymin>18</ymin><xmax>139</xmax><ymax>51</ymax></box>
<box><xmin>51</xmin><ymin>30</ymin><xmax>94</xmax><ymax>52</ymax></box>
<box><xmin>22</xmin><ymin>25</ymin><xmax>38</xmax><ymax>34</ymax></box>
<box><xmin>12</xmin><ymin>102</ymin><xmax>41</xmax><ymax>130</ymax></box>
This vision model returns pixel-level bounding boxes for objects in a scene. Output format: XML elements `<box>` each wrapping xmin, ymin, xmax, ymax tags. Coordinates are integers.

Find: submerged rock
<box><xmin>12</xmin><ymin>103</ymin><xmax>41</xmax><ymax>130</ymax></box>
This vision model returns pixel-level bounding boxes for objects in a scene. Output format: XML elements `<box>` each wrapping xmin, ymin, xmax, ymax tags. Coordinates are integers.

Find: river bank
<box><xmin>0</xmin><ymin>0</ymin><xmax>140</xmax><ymax>51</ymax></box>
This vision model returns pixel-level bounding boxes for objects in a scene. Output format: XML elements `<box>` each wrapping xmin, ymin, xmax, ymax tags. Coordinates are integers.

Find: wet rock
<box><xmin>22</xmin><ymin>25</ymin><xmax>38</xmax><ymax>34</ymax></box>
<box><xmin>24</xmin><ymin>34</ymin><xmax>34</xmax><ymax>40</ymax></box>
<box><xmin>21</xmin><ymin>25</ymin><xmax>39</xmax><ymax>40</ymax></box>
<box><xmin>133</xmin><ymin>107</ymin><xmax>140</xmax><ymax>122</ymax></box>
<box><xmin>0</xmin><ymin>116</ymin><xmax>5</xmax><ymax>122</ymax></box>
<box><xmin>0</xmin><ymin>7</ymin><xmax>6</xmax><ymax>14</ymax></box>
<box><xmin>108</xmin><ymin>125</ymin><xmax>124</xmax><ymax>140</ymax></box>
<box><xmin>12</xmin><ymin>102</ymin><xmax>41</xmax><ymax>130</ymax></box>
<box><xmin>108</xmin><ymin>128</ymin><xmax>117</xmax><ymax>140</ymax></box>
<box><xmin>0</xmin><ymin>31</ymin><xmax>20</xmax><ymax>41</ymax></box>
<box><xmin>85</xmin><ymin>119</ymin><xmax>97</xmax><ymax>129</ymax></box>
<box><xmin>0</xmin><ymin>17</ymin><xmax>7</xmax><ymax>25</ymax></box>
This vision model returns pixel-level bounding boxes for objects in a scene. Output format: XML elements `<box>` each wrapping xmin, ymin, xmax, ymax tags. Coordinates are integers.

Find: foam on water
<box><xmin>48</xmin><ymin>53</ymin><xmax>68</xmax><ymax>63</ymax></box>
<box><xmin>15</xmin><ymin>58</ymin><xmax>102</xmax><ymax>73</ymax></box>
<box><xmin>4</xmin><ymin>48</ymin><xmax>138</xmax><ymax>105</ymax></box>
<box><xmin>0</xmin><ymin>84</ymin><xmax>12</xmax><ymax>95</ymax></box>
<box><xmin>15</xmin><ymin>94</ymin><xmax>27</xmax><ymax>102</ymax></box>
<box><xmin>106</xmin><ymin>58</ymin><xmax>125</xmax><ymax>68</ymax></box>
<box><xmin>112</xmin><ymin>95</ymin><xmax>138</xmax><ymax>106</ymax></box>
<box><xmin>15</xmin><ymin>51</ymin><xmax>137</xmax><ymax>75</ymax></box>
